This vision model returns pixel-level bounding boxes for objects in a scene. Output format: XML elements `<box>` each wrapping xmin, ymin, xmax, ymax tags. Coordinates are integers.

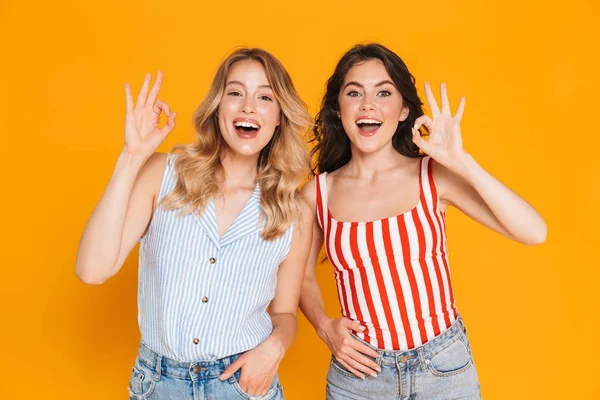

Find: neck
<box><xmin>345</xmin><ymin>143</ymin><xmax>413</xmax><ymax>180</ymax></box>
<box><xmin>220</xmin><ymin>149</ymin><xmax>259</xmax><ymax>189</ymax></box>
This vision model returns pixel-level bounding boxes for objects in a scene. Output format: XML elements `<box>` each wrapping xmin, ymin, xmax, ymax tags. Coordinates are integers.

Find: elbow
<box><xmin>523</xmin><ymin>223</ymin><xmax>548</xmax><ymax>246</ymax></box>
<box><xmin>75</xmin><ymin>263</ymin><xmax>111</xmax><ymax>285</ymax></box>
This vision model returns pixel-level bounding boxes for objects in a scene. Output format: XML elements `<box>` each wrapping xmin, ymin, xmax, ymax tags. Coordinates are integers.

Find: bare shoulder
<box><xmin>430</xmin><ymin>158</ymin><xmax>469</xmax><ymax>204</ymax></box>
<box><xmin>140</xmin><ymin>151</ymin><xmax>167</xmax><ymax>175</ymax></box>
<box><xmin>300</xmin><ymin>177</ymin><xmax>317</xmax><ymax>209</ymax></box>
<box><xmin>135</xmin><ymin>152</ymin><xmax>168</xmax><ymax>202</ymax></box>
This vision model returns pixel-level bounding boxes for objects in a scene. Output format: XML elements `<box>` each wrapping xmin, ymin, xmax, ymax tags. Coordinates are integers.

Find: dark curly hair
<box><xmin>310</xmin><ymin>43</ymin><xmax>425</xmax><ymax>176</ymax></box>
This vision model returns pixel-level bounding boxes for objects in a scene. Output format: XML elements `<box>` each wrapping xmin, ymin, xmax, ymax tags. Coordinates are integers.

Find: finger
<box><xmin>337</xmin><ymin>357</ymin><xmax>365</xmax><ymax>379</ymax></box>
<box><xmin>342</xmin><ymin>317</ymin><xmax>366</xmax><ymax>332</ymax></box>
<box><xmin>153</xmin><ymin>100</ymin><xmax>171</xmax><ymax>116</ymax></box>
<box><xmin>350</xmin><ymin>340</ymin><xmax>379</xmax><ymax>359</ymax></box>
<box><xmin>440</xmin><ymin>82</ymin><xmax>451</xmax><ymax>114</ymax></box>
<box><xmin>350</xmin><ymin>321</ymin><xmax>366</xmax><ymax>333</ymax></box>
<box><xmin>251</xmin><ymin>383</ymin><xmax>267</xmax><ymax>397</ymax></box>
<box><xmin>124</xmin><ymin>83</ymin><xmax>134</xmax><ymax>113</ymax></box>
<box><xmin>345</xmin><ymin>356</ymin><xmax>379</xmax><ymax>378</ymax></box>
<box><xmin>246</xmin><ymin>383</ymin><xmax>258</xmax><ymax>396</ymax></box>
<box><xmin>413</xmin><ymin>115</ymin><xmax>433</xmax><ymax>131</ymax></box>
<box><xmin>250</xmin><ymin>375</ymin><xmax>275</xmax><ymax>396</ymax></box>
<box><xmin>424</xmin><ymin>81</ymin><xmax>441</xmax><ymax>118</ymax></box>
<box><xmin>413</xmin><ymin>115</ymin><xmax>433</xmax><ymax>133</ymax></box>
<box><xmin>135</xmin><ymin>73</ymin><xmax>152</xmax><ymax>110</ymax></box>
<box><xmin>348</xmin><ymin>348</ymin><xmax>381</xmax><ymax>373</ymax></box>
<box><xmin>412</xmin><ymin>128</ymin><xmax>430</xmax><ymax>153</ymax></box>
<box><xmin>455</xmin><ymin>97</ymin><xmax>466</xmax><ymax>121</ymax></box>
<box><xmin>146</xmin><ymin>70</ymin><xmax>163</xmax><ymax>108</ymax></box>
<box><xmin>219</xmin><ymin>357</ymin><xmax>243</xmax><ymax>380</ymax></box>
<box><xmin>238</xmin><ymin>372</ymin><xmax>251</xmax><ymax>393</ymax></box>
<box><xmin>159</xmin><ymin>112</ymin><xmax>177</xmax><ymax>138</ymax></box>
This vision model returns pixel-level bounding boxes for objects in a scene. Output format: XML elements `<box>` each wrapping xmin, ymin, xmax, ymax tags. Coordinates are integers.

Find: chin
<box><xmin>348</xmin><ymin>136</ymin><xmax>383</xmax><ymax>153</ymax></box>
<box><xmin>229</xmin><ymin>146</ymin><xmax>261</xmax><ymax>157</ymax></box>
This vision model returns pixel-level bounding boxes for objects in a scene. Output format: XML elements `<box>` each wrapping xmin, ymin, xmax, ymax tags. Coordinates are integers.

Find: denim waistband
<box><xmin>355</xmin><ymin>316</ymin><xmax>470</xmax><ymax>368</ymax></box>
<box><xmin>137</xmin><ymin>341</ymin><xmax>242</xmax><ymax>381</ymax></box>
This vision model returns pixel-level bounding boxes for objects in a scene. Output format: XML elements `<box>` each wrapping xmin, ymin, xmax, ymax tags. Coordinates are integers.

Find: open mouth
<box><xmin>356</xmin><ymin>118</ymin><xmax>382</xmax><ymax>135</ymax></box>
<box><xmin>233</xmin><ymin>119</ymin><xmax>261</xmax><ymax>137</ymax></box>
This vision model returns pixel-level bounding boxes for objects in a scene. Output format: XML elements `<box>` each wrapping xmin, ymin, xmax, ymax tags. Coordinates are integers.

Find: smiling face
<box><xmin>217</xmin><ymin>59</ymin><xmax>281</xmax><ymax>157</ymax></box>
<box><xmin>338</xmin><ymin>59</ymin><xmax>409</xmax><ymax>154</ymax></box>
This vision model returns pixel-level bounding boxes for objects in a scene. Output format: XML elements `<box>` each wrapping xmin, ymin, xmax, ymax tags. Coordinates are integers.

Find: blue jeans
<box><xmin>326</xmin><ymin>316</ymin><xmax>481</xmax><ymax>400</ymax></box>
<box><xmin>128</xmin><ymin>342</ymin><xmax>284</xmax><ymax>400</ymax></box>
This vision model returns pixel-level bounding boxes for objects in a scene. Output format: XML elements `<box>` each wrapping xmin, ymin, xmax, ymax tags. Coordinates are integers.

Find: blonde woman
<box><xmin>76</xmin><ymin>48</ymin><xmax>312</xmax><ymax>400</ymax></box>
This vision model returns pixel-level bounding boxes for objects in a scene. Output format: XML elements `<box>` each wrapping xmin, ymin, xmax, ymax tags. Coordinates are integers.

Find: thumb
<box><xmin>219</xmin><ymin>356</ymin><xmax>245</xmax><ymax>380</ymax></box>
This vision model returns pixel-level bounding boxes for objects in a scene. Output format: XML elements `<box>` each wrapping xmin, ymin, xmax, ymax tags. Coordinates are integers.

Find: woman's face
<box><xmin>218</xmin><ymin>59</ymin><xmax>281</xmax><ymax>157</ymax></box>
<box><xmin>338</xmin><ymin>59</ymin><xmax>408</xmax><ymax>154</ymax></box>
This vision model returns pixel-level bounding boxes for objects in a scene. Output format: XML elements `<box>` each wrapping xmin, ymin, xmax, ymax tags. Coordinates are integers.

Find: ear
<box><xmin>276</xmin><ymin>111</ymin><xmax>281</xmax><ymax>127</ymax></box>
<box><xmin>399</xmin><ymin>105</ymin><xmax>409</xmax><ymax>122</ymax></box>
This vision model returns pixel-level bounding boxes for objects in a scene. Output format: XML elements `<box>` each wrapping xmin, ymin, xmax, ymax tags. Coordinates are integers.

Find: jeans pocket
<box><xmin>230</xmin><ymin>371</ymin><xmax>281</xmax><ymax>400</ymax></box>
<box><xmin>425</xmin><ymin>338</ymin><xmax>474</xmax><ymax>377</ymax></box>
<box><xmin>329</xmin><ymin>355</ymin><xmax>362</xmax><ymax>379</ymax></box>
<box><xmin>128</xmin><ymin>358</ymin><xmax>158</xmax><ymax>400</ymax></box>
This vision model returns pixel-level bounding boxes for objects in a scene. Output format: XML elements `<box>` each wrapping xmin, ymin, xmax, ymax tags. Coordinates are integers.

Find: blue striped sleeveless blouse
<box><xmin>138</xmin><ymin>154</ymin><xmax>294</xmax><ymax>362</ymax></box>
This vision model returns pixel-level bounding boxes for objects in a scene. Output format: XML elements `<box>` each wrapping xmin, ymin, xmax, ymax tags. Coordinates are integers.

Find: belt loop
<box><xmin>375</xmin><ymin>349</ymin><xmax>384</xmax><ymax>366</ymax></box>
<box><xmin>153</xmin><ymin>355</ymin><xmax>163</xmax><ymax>381</ymax></box>
<box><xmin>417</xmin><ymin>347</ymin><xmax>428</xmax><ymax>372</ymax></box>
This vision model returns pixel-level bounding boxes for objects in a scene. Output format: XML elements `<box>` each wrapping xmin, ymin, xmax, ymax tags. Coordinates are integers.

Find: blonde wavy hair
<box><xmin>160</xmin><ymin>48</ymin><xmax>311</xmax><ymax>240</ymax></box>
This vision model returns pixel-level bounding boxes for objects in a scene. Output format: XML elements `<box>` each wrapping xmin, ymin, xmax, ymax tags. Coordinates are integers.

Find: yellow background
<box><xmin>1</xmin><ymin>0</ymin><xmax>598</xmax><ymax>398</ymax></box>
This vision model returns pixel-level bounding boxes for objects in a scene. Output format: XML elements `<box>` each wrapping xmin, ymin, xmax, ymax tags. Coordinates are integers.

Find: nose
<box><xmin>359</xmin><ymin>94</ymin><xmax>376</xmax><ymax>111</ymax></box>
<box><xmin>241</xmin><ymin>96</ymin><xmax>256</xmax><ymax>114</ymax></box>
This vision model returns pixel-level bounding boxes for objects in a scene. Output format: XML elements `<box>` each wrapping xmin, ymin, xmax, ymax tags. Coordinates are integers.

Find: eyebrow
<box><xmin>343</xmin><ymin>80</ymin><xmax>395</xmax><ymax>90</ymax></box>
<box><xmin>225</xmin><ymin>80</ymin><xmax>272</xmax><ymax>89</ymax></box>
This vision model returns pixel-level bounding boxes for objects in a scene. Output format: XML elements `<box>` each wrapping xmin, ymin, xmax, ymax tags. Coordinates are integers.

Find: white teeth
<box><xmin>356</xmin><ymin>118</ymin><xmax>382</xmax><ymax>125</ymax></box>
<box><xmin>234</xmin><ymin>121</ymin><xmax>260</xmax><ymax>129</ymax></box>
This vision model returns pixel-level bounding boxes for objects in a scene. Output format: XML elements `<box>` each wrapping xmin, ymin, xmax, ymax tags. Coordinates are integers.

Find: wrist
<box><xmin>449</xmin><ymin>151</ymin><xmax>476</xmax><ymax>177</ymax></box>
<box><xmin>315</xmin><ymin>315</ymin><xmax>333</xmax><ymax>340</ymax></box>
<box><xmin>119</xmin><ymin>148</ymin><xmax>150</xmax><ymax>169</ymax></box>
<box><xmin>266</xmin><ymin>335</ymin><xmax>286</xmax><ymax>358</ymax></box>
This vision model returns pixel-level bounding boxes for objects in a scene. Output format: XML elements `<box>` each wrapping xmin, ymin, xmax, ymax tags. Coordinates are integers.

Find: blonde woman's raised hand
<box><xmin>123</xmin><ymin>72</ymin><xmax>176</xmax><ymax>158</ymax></box>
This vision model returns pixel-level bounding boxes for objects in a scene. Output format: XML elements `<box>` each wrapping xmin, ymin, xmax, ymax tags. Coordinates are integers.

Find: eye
<box><xmin>347</xmin><ymin>90</ymin><xmax>361</xmax><ymax>97</ymax></box>
<box><xmin>259</xmin><ymin>95</ymin><xmax>273</xmax><ymax>101</ymax></box>
<box><xmin>378</xmin><ymin>90</ymin><xmax>392</xmax><ymax>97</ymax></box>
<box><xmin>227</xmin><ymin>91</ymin><xmax>242</xmax><ymax>97</ymax></box>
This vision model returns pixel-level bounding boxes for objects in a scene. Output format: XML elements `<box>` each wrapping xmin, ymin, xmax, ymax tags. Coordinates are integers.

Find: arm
<box><xmin>298</xmin><ymin>179</ymin><xmax>379</xmax><ymax>379</ymax></box>
<box><xmin>413</xmin><ymin>82</ymin><xmax>547</xmax><ymax>246</ymax></box>
<box><xmin>219</xmin><ymin>198</ymin><xmax>313</xmax><ymax>396</ymax></box>
<box><xmin>75</xmin><ymin>72</ymin><xmax>176</xmax><ymax>284</ymax></box>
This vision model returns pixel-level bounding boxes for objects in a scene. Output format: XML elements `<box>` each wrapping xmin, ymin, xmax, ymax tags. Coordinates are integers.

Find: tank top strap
<box><xmin>419</xmin><ymin>156</ymin><xmax>442</xmax><ymax>211</ymax></box>
<box><xmin>315</xmin><ymin>172</ymin><xmax>330</xmax><ymax>231</ymax></box>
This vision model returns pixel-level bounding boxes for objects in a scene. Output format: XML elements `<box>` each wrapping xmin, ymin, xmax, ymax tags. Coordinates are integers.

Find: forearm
<box><xmin>299</xmin><ymin>275</ymin><xmax>333</xmax><ymax>339</ymax></box>
<box><xmin>268</xmin><ymin>313</ymin><xmax>297</xmax><ymax>356</ymax></box>
<box><xmin>75</xmin><ymin>150</ymin><xmax>147</xmax><ymax>283</ymax></box>
<box><xmin>455</xmin><ymin>153</ymin><xmax>547</xmax><ymax>245</ymax></box>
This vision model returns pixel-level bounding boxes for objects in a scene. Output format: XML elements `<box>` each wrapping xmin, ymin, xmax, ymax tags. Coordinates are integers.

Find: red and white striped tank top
<box><xmin>316</xmin><ymin>156</ymin><xmax>458</xmax><ymax>351</ymax></box>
